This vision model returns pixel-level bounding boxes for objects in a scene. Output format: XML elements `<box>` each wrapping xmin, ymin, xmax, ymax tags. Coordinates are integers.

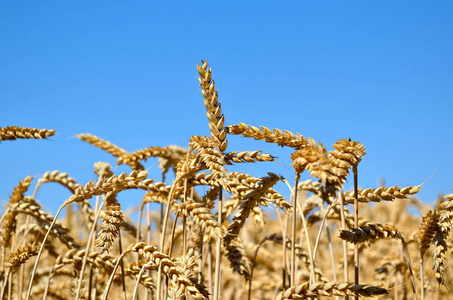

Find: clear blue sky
<box><xmin>1</xmin><ymin>2</ymin><xmax>452</xmax><ymax>215</ymax></box>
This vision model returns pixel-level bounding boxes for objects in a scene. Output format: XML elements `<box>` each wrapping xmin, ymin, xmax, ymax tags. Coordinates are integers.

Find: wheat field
<box><xmin>1</xmin><ymin>60</ymin><xmax>452</xmax><ymax>299</ymax></box>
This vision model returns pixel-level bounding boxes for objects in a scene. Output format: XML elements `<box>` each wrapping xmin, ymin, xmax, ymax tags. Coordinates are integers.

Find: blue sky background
<box><xmin>1</xmin><ymin>2</ymin><xmax>452</xmax><ymax>216</ymax></box>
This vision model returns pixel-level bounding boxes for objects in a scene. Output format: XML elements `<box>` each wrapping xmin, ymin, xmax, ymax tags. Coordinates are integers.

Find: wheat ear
<box><xmin>417</xmin><ymin>209</ymin><xmax>439</xmax><ymax>299</ymax></box>
<box><xmin>276</xmin><ymin>282</ymin><xmax>388</xmax><ymax>299</ymax></box>
<box><xmin>1</xmin><ymin>176</ymin><xmax>33</xmax><ymax>248</ymax></box>
<box><xmin>227</xmin><ymin>122</ymin><xmax>314</xmax><ymax>149</ymax></box>
<box><xmin>1</xmin><ymin>245</ymin><xmax>40</xmax><ymax>299</ymax></box>
<box><xmin>78</xmin><ymin>133</ymin><xmax>144</xmax><ymax>169</ymax></box>
<box><xmin>0</xmin><ymin>126</ymin><xmax>55</xmax><ymax>141</ymax></box>
<box><xmin>96</xmin><ymin>204</ymin><xmax>124</xmax><ymax>254</ymax></box>
<box><xmin>224</xmin><ymin>172</ymin><xmax>281</xmax><ymax>246</ymax></box>
<box><xmin>432</xmin><ymin>193</ymin><xmax>453</xmax><ymax>286</ymax></box>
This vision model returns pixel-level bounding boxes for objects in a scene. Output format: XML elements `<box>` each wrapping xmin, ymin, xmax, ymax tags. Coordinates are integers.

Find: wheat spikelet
<box><xmin>38</xmin><ymin>171</ymin><xmax>80</xmax><ymax>194</ymax></box>
<box><xmin>50</xmin><ymin>249</ymin><xmax>115</xmax><ymax>278</ymax></box>
<box><xmin>297</xmin><ymin>179</ymin><xmax>323</xmax><ymax>195</ymax></box>
<box><xmin>291</xmin><ymin>143</ymin><xmax>326</xmax><ymax>174</ymax></box>
<box><xmin>340</xmin><ymin>223</ymin><xmax>402</xmax><ymax>244</ymax></box>
<box><xmin>0</xmin><ymin>126</ymin><xmax>55</xmax><ymax>141</ymax></box>
<box><xmin>189</xmin><ymin>135</ymin><xmax>227</xmax><ymax>182</ymax></box>
<box><xmin>432</xmin><ymin>196</ymin><xmax>453</xmax><ymax>285</ymax></box>
<box><xmin>224</xmin><ymin>150</ymin><xmax>275</xmax><ymax>164</ymax></box>
<box><xmin>120</xmin><ymin>219</ymin><xmax>139</xmax><ymax>239</ymax></box>
<box><xmin>117</xmin><ymin>146</ymin><xmax>179</xmax><ymax>167</ymax></box>
<box><xmin>227</xmin><ymin>122</ymin><xmax>312</xmax><ymax>149</ymax></box>
<box><xmin>93</xmin><ymin>161</ymin><xmax>114</xmax><ymax>178</ymax></box>
<box><xmin>329</xmin><ymin>138</ymin><xmax>366</xmax><ymax>169</ymax></box>
<box><xmin>169</xmin><ymin>250</ymin><xmax>207</xmax><ymax>299</ymax></box>
<box><xmin>158</xmin><ymin>145</ymin><xmax>187</xmax><ymax>177</ymax></box>
<box><xmin>8</xmin><ymin>244</ymin><xmax>40</xmax><ymax>269</ymax></box>
<box><xmin>342</xmin><ymin>184</ymin><xmax>422</xmax><ymax>204</ymax></box>
<box><xmin>78</xmin><ymin>133</ymin><xmax>144</xmax><ymax>169</ymax></box>
<box><xmin>225</xmin><ymin>238</ymin><xmax>251</xmax><ymax>280</ymax></box>
<box><xmin>307</xmin><ymin>155</ymin><xmax>347</xmax><ymax>193</ymax></box>
<box><xmin>417</xmin><ymin>209</ymin><xmax>440</xmax><ymax>258</ymax></box>
<box><xmin>197</xmin><ymin>60</ymin><xmax>228</xmax><ymax>152</ymax></box>
<box><xmin>224</xmin><ymin>172</ymin><xmax>281</xmax><ymax>245</ymax></box>
<box><xmin>141</xmin><ymin>192</ymin><xmax>180</xmax><ymax>216</ymax></box>
<box><xmin>63</xmin><ymin>170</ymin><xmax>148</xmax><ymax>207</ymax></box>
<box><xmin>179</xmin><ymin>199</ymin><xmax>221</xmax><ymax>242</ymax></box>
<box><xmin>77</xmin><ymin>133</ymin><xmax>128</xmax><ymax>157</ymax></box>
<box><xmin>190</xmin><ymin>171</ymin><xmax>291</xmax><ymax>211</ymax></box>
<box><xmin>277</xmin><ymin>281</ymin><xmax>388</xmax><ymax>299</ymax></box>
<box><xmin>175</xmin><ymin>151</ymin><xmax>207</xmax><ymax>180</ymax></box>
<box><xmin>113</xmin><ymin>260</ymin><xmax>155</xmax><ymax>290</ymax></box>
<box><xmin>34</xmin><ymin>287</ymin><xmax>67</xmax><ymax>300</ymax></box>
<box><xmin>1</xmin><ymin>175</ymin><xmax>33</xmax><ymax>245</ymax></box>
<box><xmin>263</xmin><ymin>236</ymin><xmax>328</xmax><ymax>282</ymax></box>
<box><xmin>124</xmin><ymin>242</ymin><xmax>208</xmax><ymax>299</ymax></box>
<box><xmin>307</xmin><ymin>206</ymin><xmax>367</xmax><ymax>229</ymax></box>
<box><xmin>9</xmin><ymin>198</ymin><xmax>79</xmax><ymax>248</ymax></box>
<box><xmin>96</xmin><ymin>204</ymin><xmax>124</xmax><ymax>254</ymax></box>
<box><xmin>38</xmin><ymin>170</ymin><xmax>95</xmax><ymax>224</ymax></box>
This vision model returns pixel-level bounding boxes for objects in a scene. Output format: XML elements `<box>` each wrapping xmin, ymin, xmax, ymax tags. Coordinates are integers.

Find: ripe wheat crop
<box><xmin>1</xmin><ymin>61</ymin><xmax>452</xmax><ymax>299</ymax></box>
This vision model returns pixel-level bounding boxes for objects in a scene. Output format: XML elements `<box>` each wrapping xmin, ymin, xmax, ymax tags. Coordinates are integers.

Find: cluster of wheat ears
<box><xmin>1</xmin><ymin>61</ymin><xmax>452</xmax><ymax>300</ymax></box>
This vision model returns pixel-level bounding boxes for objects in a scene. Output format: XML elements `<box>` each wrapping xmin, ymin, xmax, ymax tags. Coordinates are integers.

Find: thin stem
<box><xmin>290</xmin><ymin>174</ymin><xmax>300</xmax><ymax>286</ymax></box>
<box><xmin>284</xmin><ymin>177</ymin><xmax>315</xmax><ymax>285</ymax></box>
<box><xmin>213</xmin><ymin>187</ymin><xmax>223</xmax><ymax>300</ymax></box>
<box><xmin>420</xmin><ymin>257</ymin><xmax>425</xmax><ymax>300</ymax></box>
<box><xmin>145</xmin><ymin>202</ymin><xmax>152</xmax><ymax>300</ymax></box>
<box><xmin>132</xmin><ymin>262</ymin><xmax>151</xmax><ymax>300</ymax></box>
<box><xmin>338</xmin><ymin>191</ymin><xmax>349</xmax><ymax>300</ymax></box>
<box><xmin>248</xmin><ymin>238</ymin><xmax>268</xmax><ymax>300</ymax></box>
<box><xmin>118</xmin><ymin>234</ymin><xmax>127</xmax><ymax>300</ymax></box>
<box><xmin>312</xmin><ymin>200</ymin><xmax>338</xmax><ymax>265</ymax></box>
<box><xmin>74</xmin><ymin>199</ymin><xmax>106</xmax><ymax>300</ymax></box>
<box><xmin>183</xmin><ymin>178</ymin><xmax>188</xmax><ymax>255</ymax></box>
<box><xmin>156</xmin><ymin>179</ymin><xmax>178</xmax><ymax>300</ymax></box>
<box><xmin>1</xmin><ymin>270</ymin><xmax>11</xmax><ymax>300</ymax></box>
<box><xmin>208</xmin><ymin>244</ymin><xmax>213</xmax><ymax>295</ymax></box>
<box><xmin>325</xmin><ymin>222</ymin><xmax>337</xmax><ymax>282</ymax></box>
<box><xmin>353</xmin><ymin>165</ymin><xmax>359</xmax><ymax>300</ymax></box>
<box><xmin>101</xmin><ymin>251</ymin><xmax>128</xmax><ymax>300</ymax></box>
<box><xmin>281</xmin><ymin>202</ymin><xmax>290</xmax><ymax>288</ymax></box>
<box><xmin>26</xmin><ymin>205</ymin><xmax>64</xmax><ymax>300</ymax></box>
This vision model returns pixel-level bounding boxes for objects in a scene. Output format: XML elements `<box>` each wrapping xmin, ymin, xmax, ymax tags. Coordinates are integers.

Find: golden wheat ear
<box><xmin>0</xmin><ymin>126</ymin><xmax>55</xmax><ymax>142</ymax></box>
<box><xmin>96</xmin><ymin>204</ymin><xmax>124</xmax><ymax>254</ymax></box>
<box><xmin>277</xmin><ymin>282</ymin><xmax>388</xmax><ymax>299</ymax></box>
